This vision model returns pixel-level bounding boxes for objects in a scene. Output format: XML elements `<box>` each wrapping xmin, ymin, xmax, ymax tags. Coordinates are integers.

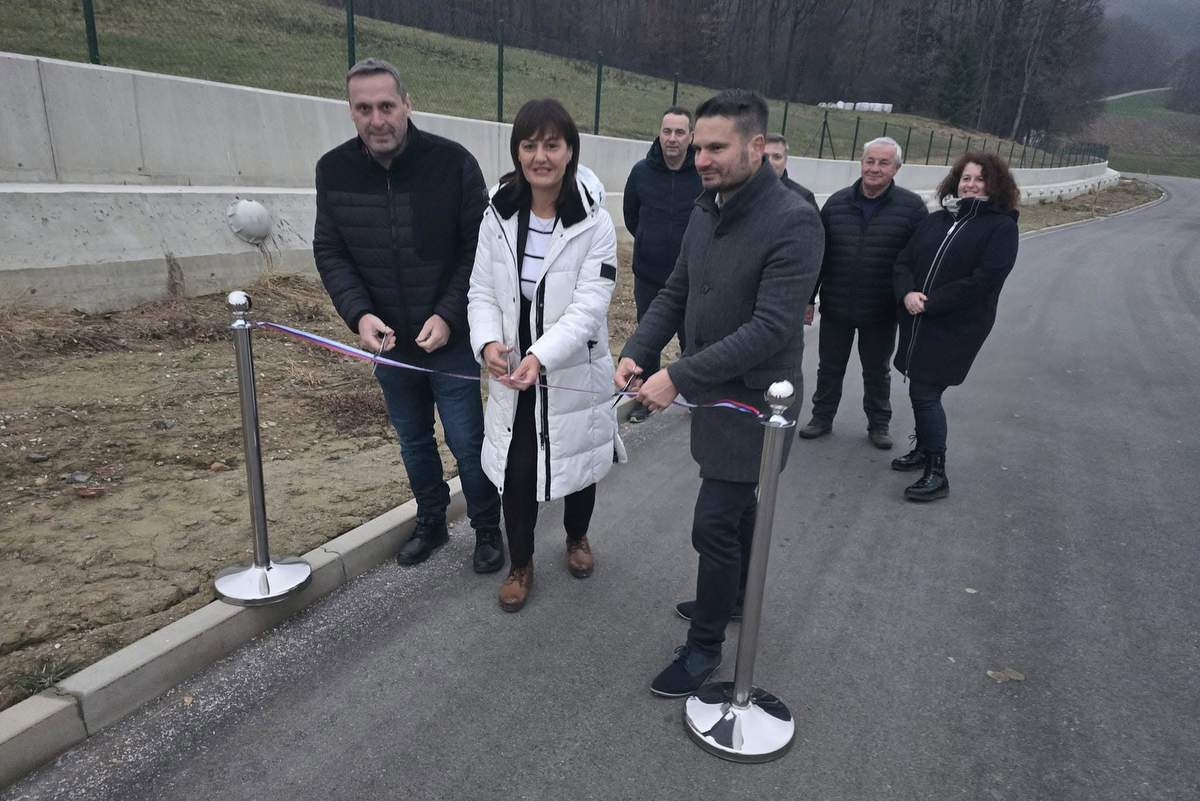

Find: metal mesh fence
<box><xmin>0</xmin><ymin>0</ymin><xmax>1108</xmax><ymax>168</ymax></box>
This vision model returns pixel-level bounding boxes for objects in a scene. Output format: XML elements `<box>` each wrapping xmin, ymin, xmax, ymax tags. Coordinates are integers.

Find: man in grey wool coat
<box><xmin>615</xmin><ymin>89</ymin><xmax>823</xmax><ymax>697</ymax></box>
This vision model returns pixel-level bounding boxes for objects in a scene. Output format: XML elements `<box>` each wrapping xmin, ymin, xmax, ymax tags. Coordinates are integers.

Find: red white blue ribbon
<box><xmin>255</xmin><ymin>320</ymin><xmax>762</xmax><ymax>418</ymax></box>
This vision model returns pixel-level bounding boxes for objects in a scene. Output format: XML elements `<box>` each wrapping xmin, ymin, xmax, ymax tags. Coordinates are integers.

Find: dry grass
<box><xmin>1018</xmin><ymin>178</ymin><xmax>1163</xmax><ymax>234</ymax></box>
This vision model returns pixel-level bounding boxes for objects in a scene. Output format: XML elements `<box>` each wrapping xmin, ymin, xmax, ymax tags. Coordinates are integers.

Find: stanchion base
<box><xmin>684</xmin><ymin>681</ymin><xmax>795</xmax><ymax>763</ymax></box>
<box><xmin>214</xmin><ymin>556</ymin><xmax>312</xmax><ymax>606</ymax></box>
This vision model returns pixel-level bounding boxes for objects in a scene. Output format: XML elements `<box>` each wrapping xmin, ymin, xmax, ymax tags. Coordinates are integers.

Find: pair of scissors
<box><xmin>612</xmin><ymin>373</ymin><xmax>637</xmax><ymax>409</ymax></box>
<box><xmin>370</xmin><ymin>332</ymin><xmax>388</xmax><ymax>379</ymax></box>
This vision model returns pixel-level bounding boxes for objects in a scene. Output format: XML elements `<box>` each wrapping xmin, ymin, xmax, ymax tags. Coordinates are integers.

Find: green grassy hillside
<box><xmin>1088</xmin><ymin>89</ymin><xmax>1200</xmax><ymax>177</ymax></box>
<box><xmin>2</xmin><ymin>0</ymin><xmax>1067</xmax><ymax>165</ymax></box>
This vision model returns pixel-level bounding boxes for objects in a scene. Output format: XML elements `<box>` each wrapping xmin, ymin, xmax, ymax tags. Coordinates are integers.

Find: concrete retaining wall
<box><xmin>1</xmin><ymin>52</ymin><xmax>1117</xmax><ymax>312</ymax></box>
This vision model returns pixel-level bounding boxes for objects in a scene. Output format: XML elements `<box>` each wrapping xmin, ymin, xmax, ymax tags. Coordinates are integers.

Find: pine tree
<box><xmin>937</xmin><ymin>36</ymin><xmax>980</xmax><ymax>127</ymax></box>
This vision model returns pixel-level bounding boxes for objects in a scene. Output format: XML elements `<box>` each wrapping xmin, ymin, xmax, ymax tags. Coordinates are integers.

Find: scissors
<box><xmin>612</xmin><ymin>372</ymin><xmax>636</xmax><ymax>409</ymax></box>
<box><xmin>370</xmin><ymin>332</ymin><xmax>388</xmax><ymax>379</ymax></box>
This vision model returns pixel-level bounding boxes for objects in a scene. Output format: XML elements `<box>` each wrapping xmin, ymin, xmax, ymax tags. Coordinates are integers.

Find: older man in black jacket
<box><xmin>799</xmin><ymin>137</ymin><xmax>928</xmax><ymax>449</ymax></box>
<box><xmin>622</xmin><ymin>107</ymin><xmax>703</xmax><ymax>423</ymax></box>
<box><xmin>313</xmin><ymin>59</ymin><xmax>503</xmax><ymax>573</ymax></box>
<box><xmin>617</xmin><ymin>91</ymin><xmax>822</xmax><ymax>697</ymax></box>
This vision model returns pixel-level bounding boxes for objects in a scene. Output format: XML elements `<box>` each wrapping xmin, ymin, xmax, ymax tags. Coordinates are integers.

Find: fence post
<box><xmin>965</xmin><ymin>136</ymin><xmax>972</xmax><ymax>154</ymax></box>
<box><xmin>925</xmin><ymin>130</ymin><xmax>934</xmax><ymax>165</ymax></box>
<box><xmin>781</xmin><ymin>100</ymin><xmax>789</xmax><ymax>136</ymax></box>
<box><xmin>903</xmin><ymin>125</ymin><xmax>913</xmax><ymax>161</ymax></box>
<box><xmin>818</xmin><ymin>110</ymin><xmax>828</xmax><ymax>159</ymax></box>
<box><xmin>496</xmin><ymin>19</ymin><xmax>504</xmax><ymax>123</ymax></box>
<box><xmin>882</xmin><ymin>120</ymin><xmax>889</xmax><ymax>139</ymax></box>
<box><xmin>849</xmin><ymin>116</ymin><xmax>861</xmax><ymax>162</ymax></box>
<box><xmin>1019</xmin><ymin>144</ymin><xmax>1026</xmax><ymax>168</ymax></box>
<box><xmin>1008</xmin><ymin>140</ymin><xmax>1016</xmax><ymax>162</ymax></box>
<box><xmin>345</xmin><ymin>0</ymin><xmax>356</xmax><ymax>70</ymax></box>
<box><xmin>945</xmin><ymin>134</ymin><xmax>953</xmax><ymax>166</ymax></box>
<box><xmin>81</xmin><ymin>0</ymin><xmax>101</xmax><ymax>64</ymax></box>
<box><xmin>593</xmin><ymin>51</ymin><xmax>603</xmax><ymax>135</ymax></box>
<box><xmin>672</xmin><ymin>73</ymin><xmax>679</xmax><ymax>106</ymax></box>
<box><xmin>980</xmin><ymin>137</ymin><xmax>987</xmax><ymax>153</ymax></box>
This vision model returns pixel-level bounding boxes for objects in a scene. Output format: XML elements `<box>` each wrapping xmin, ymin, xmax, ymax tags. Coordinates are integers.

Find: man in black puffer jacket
<box><xmin>314</xmin><ymin>59</ymin><xmax>503</xmax><ymax>573</ymax></box>
<box><xmin>799</xmin><ymin>137</ymin><xmax>928</xmax><ymax>449</ymax></box>
<box><xmin>622</xmin><ymin>107</ymin><xmax>704</xmax><ymax>422</ymax></box>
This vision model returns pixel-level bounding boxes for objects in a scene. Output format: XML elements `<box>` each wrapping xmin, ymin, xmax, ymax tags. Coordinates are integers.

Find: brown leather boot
<box><xmin>498</xmin><ymin>565</ymin><xmax>533</xmax><ymax>612</ymax></box>
<box><xmin>566</xmin><ymin>536</ymin><xmax>594</xmax><ymax>578</ymax></box>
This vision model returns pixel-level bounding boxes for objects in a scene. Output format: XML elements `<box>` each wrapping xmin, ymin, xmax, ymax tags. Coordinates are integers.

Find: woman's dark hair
<box><xmin>500</xmin><ymin>98</ymin><xmax>581</xmax><ymax>209</ymax></box>
<box><xmin>937</xmin><ymin>151</ymin><xmax>1021</xmax><ymax>211</ymax></box>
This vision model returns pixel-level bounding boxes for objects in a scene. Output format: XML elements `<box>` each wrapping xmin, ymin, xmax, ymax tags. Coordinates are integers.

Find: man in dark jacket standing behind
<box><xmin>617</xmin><ymin>91</ymin><xmax>822</xmax><ymax>697</ymax></box>
<box><xmin>622</xmin><ymin>107</ymin><xmax>703</xmax><ymax>423</ymax></box>
<box><xmin>313</xmin><ymin>59</ymin><xmax>503</xmax><ymax>573</ymax></box>
<box><xmin>799</xmin><ymin>136</ymin><xmax>927</xmax><ymax>449</ymax></box>
<box><xmin>764</xmin><ymin>133</ymin><xmax>818</xmax><ymax>211</ymax></box>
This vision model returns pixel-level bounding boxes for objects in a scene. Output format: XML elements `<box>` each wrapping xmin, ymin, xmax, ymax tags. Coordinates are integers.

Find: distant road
<box><xmin>1101</xmin><ymin>87</ymin><xmax>1169</xmax><ymax>101</ymax></box>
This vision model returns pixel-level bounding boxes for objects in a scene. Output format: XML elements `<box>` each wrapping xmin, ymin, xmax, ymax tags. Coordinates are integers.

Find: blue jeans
<box><xmin>374</xmin><ymin>340</ymin><xmax>500</xmax><ymax>530</ymax></box>
<box><xmin>909</xmin><ymin>379</ymin><xmax>948</xmax><ymax>453</ymax></box>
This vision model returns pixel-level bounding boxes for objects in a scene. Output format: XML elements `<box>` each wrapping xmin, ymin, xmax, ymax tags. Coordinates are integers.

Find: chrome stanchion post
<box><xmin>684</xmin><ymin>380</ymin><xmax>797</xmax><ymax>762</ymax></box>
<box><xmin>214</xmin><ymin>291</ymin><xmax>312</xmax><ymax>606</ymax></box>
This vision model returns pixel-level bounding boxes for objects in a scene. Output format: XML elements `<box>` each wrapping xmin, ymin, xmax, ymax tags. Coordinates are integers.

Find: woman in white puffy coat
<box><xmin>468</xmin><ymin>98</ymin><xmax>625</xmax><ymax>612</ymax></box>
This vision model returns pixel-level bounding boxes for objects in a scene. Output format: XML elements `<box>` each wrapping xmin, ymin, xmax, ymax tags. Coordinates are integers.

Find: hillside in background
<box><xmin>1087</xmin><ymin>90</ymin><xmax>1200</xmax><ymax>177</ymax></box>
<box><xmin>0</xmin><ymin>0</ymin><xmax>1084</xmax><ymax>167</ymax></box>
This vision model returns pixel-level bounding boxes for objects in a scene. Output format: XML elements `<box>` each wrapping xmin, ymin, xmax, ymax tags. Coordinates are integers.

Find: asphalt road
<box><xmin>6</xmin><ymin>176</ymin><xmax>1198</xmax><ymax>801</ymax></box>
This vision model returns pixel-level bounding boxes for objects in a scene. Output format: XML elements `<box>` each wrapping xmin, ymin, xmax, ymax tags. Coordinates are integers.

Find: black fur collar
<box><xmin>491</xmin><ymin>176</ymin><xmax>591</xmax><ymax>228</ymax></box>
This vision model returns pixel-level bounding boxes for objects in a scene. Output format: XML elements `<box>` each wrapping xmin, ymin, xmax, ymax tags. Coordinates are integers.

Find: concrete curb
<box><xmin>0</xmin><ymin>479</ymin><xmax>465</xmax><ymax>788</ymax></box>
<box><xmin>0</xmin><ymin>394</ymin><xmax>635</xmax><ymax>787</ymax></box>
<box><xmin>1021</xmin><ymin>179</ymin><xmax>1167</xmax><ymax>241</ymax></box>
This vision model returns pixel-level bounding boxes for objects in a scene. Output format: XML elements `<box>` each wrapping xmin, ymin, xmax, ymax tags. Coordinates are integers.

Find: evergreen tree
<box><xmin>937</xmin><ymin>36</ymin><xmax>980</xmax><ymax>127</ymax></box>
<box><xmin>1168</xmin><ymin>47</ymin><xmax>1200</xmax><ymax>114</ymax></box>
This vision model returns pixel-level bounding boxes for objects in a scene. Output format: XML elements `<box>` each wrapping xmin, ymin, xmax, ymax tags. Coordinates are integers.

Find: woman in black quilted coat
<box><xmin>892</xmin><ymin>152</ymin><xmax>1020</xmax><ymax>501</ymax></box>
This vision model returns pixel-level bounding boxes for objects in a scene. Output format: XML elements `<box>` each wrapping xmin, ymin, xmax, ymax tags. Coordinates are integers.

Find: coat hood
<box><xmin>645</xmin><ymin>138</ymin><xmax>697</xmax><ymax>172</ymax></box>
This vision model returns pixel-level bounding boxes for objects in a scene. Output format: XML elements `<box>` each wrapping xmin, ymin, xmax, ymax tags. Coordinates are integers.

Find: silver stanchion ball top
<box><xmin>228</xmin><ymin>290</ymin><xmax>252</xmax><ymax>312</ymax></box>
<box><xmin>765</xmin><ymin>380</ymin><xmax>795</xmax><ymax>413</ymax></box>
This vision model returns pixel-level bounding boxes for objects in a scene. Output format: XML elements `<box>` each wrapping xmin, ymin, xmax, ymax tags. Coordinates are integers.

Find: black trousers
<box><xmin>633</xmin><ymin>275</ymin><xmax>687</xmax><ymax>379</ymax></box>
<box><xmin>687</xmin><ymin>478</ymin><xmax>758</xmax><ymax>658</ymax></box>
<box><xmin>909</xmin><ymin>379</ymin><xmax>948</xmax><ymax>453</ymax></box>
<box><xmin>810</xmin><ymin>315</ymin><xmax>897</xmax><ymax>430</ymax></box>
<box><xmin>502</xmin><ymin>387</ymin><xmax>596</xmax><ymax>568</ymax></box>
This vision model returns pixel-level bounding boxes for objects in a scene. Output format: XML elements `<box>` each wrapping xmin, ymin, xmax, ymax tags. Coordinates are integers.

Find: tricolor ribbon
<box><xmin>255</xmin><ymin>320</ymin><xmax>762</xmax><ymax>418</ymax></box>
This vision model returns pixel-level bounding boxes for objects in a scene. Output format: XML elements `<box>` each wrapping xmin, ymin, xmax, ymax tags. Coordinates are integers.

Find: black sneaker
<box><xmin>472</xmin><ymin>527</ymin><xmax>505</xmax><ymax>573</ymax></box>
<box><xmin>650</xmin><ymin>645</ymin><xmax>721</xmax><ymax>698</ymax></box>
<box><xmin>627</xmin><ymin>401</ymin><xmax>651</xmax><ymax>424</ymax></box>
<box><xmin>674</xmin><ymin>600</ymin><xmax>743</xmax><ymax>623</ymax></box>
<box><xmin>396</xmin><ymin>518</ymin><xmax>449</xmax><ymax>566</ymax></box>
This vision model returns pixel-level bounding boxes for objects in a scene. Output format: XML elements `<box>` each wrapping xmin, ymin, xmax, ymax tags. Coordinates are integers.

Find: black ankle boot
<box><xmin>891</xmin><ymin>434</ymin><xmax>926</xmax><ymax>471</ymax></box>
<box><xmin>472</xmin><ymin>527</ymin><xmax>505</xmax><ymax>573</ymax></box>
<box><xmin>904</xmin><ymin>451</ymin><xmax>949</xmax><ymax>502</ymax></box>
